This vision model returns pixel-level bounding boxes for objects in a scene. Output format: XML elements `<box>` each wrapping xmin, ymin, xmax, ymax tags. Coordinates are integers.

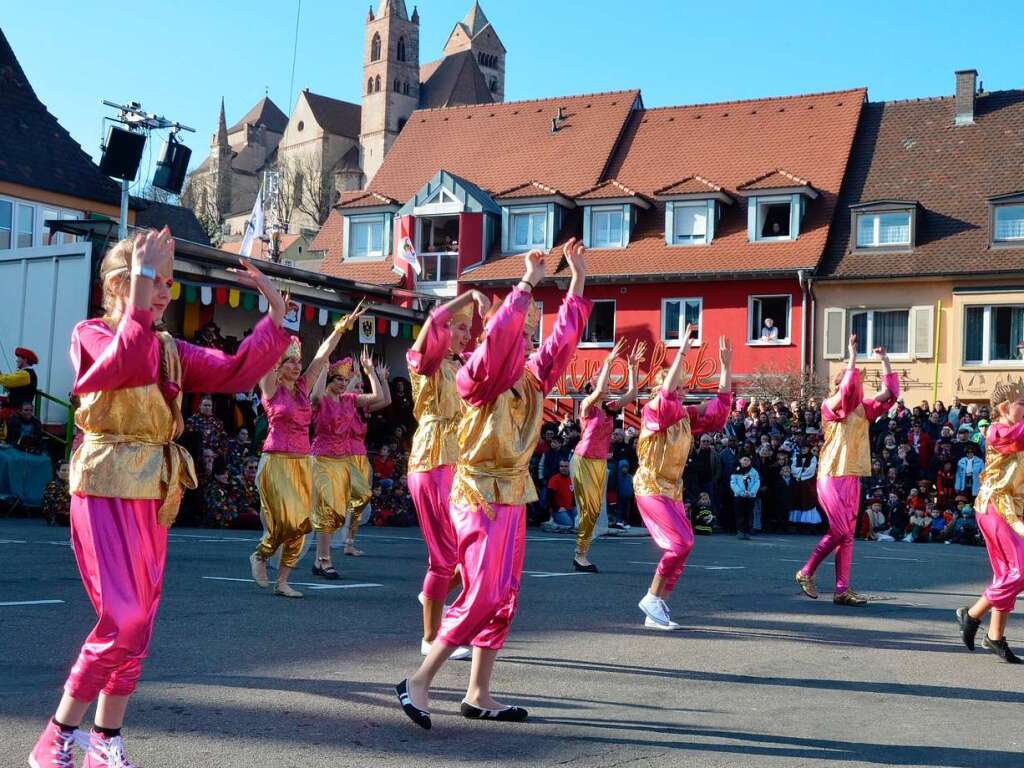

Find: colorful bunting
<box><xmin>170</xmin><ymin>282</ymin><xmax>182</xmax><ymax>301</ymax></box>
<box><xmin>184</xmin><ymin>284</ymin><xmax>198</xmax><ymax>304</ymax></box>
<box><xmin>214</xmin><ymin>287</ymin><xmax>228</xmax><ymax>305</ymax></box>
<box><xmin>228</xmin><ymin>289</ymin><xmax>240</xmax><ymax>308</ymax></box>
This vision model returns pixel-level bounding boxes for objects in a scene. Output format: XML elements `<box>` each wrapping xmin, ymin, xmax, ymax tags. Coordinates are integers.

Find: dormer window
<box><xmin>990</xmin><ymin>192</ymin><xmax>1024</xmax><ymax>245</ymax></box>
<box><xmin>576</xmin><ymin>180</ymin><xmax>649</xmax><ymax>250</ymax></box>
<box><xmin>654</xmin><ymin>177</ymin><xmax>732</xmax><ymax>248</ymax></box>
<box><xmin>850</xmin><ymin>201</ymin><xmax>916</xmax><ymax>251</ymax></box>
<box><xmin>495</xmin><ymin>182</ymin><xmax>575</xmax><ymax>254</ymax></box>
<box><xmin>348</xmin><ymin>215</ymin><xmax>386</xmax><ymax>260</ymax></box>
<box><xmin>590</xmin><ymin>206</ymin><xmax>624</xmax><ymax>248</ymax></box>
<box><xmin>511</xmin><ymin>209</ymin><xmax>547</xmax><ymax>249</ymax></box>
<box><xmin>737</xmin><ymin>169</ymin><xmax>817</xmax><ymax>243</ymax></box>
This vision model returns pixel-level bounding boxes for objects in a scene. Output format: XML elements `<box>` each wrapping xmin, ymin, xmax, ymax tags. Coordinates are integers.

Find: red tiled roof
<box><xmin>654</xmin><ymin>176</ymin><xmax>724</xmax><ymax>196</ymax></box>
<box><xmin>464</xmin><ymin>88</ymin><xmax>866</xmax><ymax>282</ymax></box>
<box><xmin>575</xmin><ymin>179</ymin><xmax>645</xmax><ymax>201</ymax></box>
<box><xmin>365</xmin><ymin>90</ymin><xmax>641</xmax><ymax>203</ymax></box>
<box><xmin>737</xmin><ymin>168</ymin><xmax>813</xmax><ymax>192</ymax></box>
<box><xmin>494</xmin><ymin>181</ymin><xmax>563</xmax><ymax>199</ymax></box>
<box><xmin>337</xmin><ymin>191</ymin><xmax>400</xmax><ymax>209</ymax></box>
<box><xmin>821</xmin><ymin>90</ymin><xmax>1024</xmax><ymax>279</ymax></box>
<box><xmin>313</xmin><ymin>210</ymin><xmax>402</xmax><ymax>286</ymax></box>
<box><xmin>221</xmin><ymin>233</ymin><xmax>301</xmax><ymax>259</ymax></box>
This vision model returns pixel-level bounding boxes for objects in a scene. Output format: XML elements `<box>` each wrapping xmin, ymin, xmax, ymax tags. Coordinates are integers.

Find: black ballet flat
<box><xmin>460</xmin><ymin>700</ymin><xmax>529</xmax><ymax>722</ymax></box>
<box><xmin>982</xmin><ymin>635</ymin><xmax>1023</xmax><ymax>664</ymax></box>
<box><xmin>313</xmin><ymin>560</ymin><xmax>341</xmax><ymax>580</ymax></box>
<box><xmin>396</xmin><ymin>680</ymin><xmax>431</xmax><ymax>730</ymax></box>
<box><xmin>573</xmin><ymin>559</ymin><xmax>599</xmax><ymax>573</ymax></box>
<box><xmin>956</xmin><ymin>607</ymin><xmax>980</xmax><ymax>651</ymax></box>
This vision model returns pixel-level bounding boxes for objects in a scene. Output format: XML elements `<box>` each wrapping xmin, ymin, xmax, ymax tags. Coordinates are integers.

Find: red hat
<box><xmin>15</xmin><ymin>347</ymin><xmax>38</xmax><ymax>365</ymax></box>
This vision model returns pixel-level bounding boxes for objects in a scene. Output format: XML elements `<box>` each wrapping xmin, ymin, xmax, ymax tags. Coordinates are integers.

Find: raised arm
<box><xmin>301</xmin><ymin>304</ymin><xmax>365</xmax><ymax>392</ymax></box>
<box><xmin>0</xmin><ymin>370</ymin><xmax>31</xmax><ymax>390</ymax></box>
<box><xmin>661</xmin><ymin>323</ymin><xmax>698</xmax><ymax>396</ymax></box>
<box><xmin>527</xmin><ymin>238</ymin><xmax>592</xmax><ymax>392</ymax></box>
<box><xmin>863</xmin><ymin>348</ymin><xmax>900</xmax><ymax>421</ymax></box>
<box><xmin>409</xmin><ymin>291</ymin><xmax>488</xmax><ymax>376</ymax></box>
<box><xmin>70</xmin><ymin>308</ymin><xmax>160</xmax><ymax>395</ymax></box>
<box><xmin>582</xmin><ymin>338</ymin><xmax>625</xmax><ymax>415</ymax></box>
<box><xmin>365</xmin><ymin>361</ymin><xmax>391</xmax><ymax>412</ymax></box>
<box><xmin>608</xmin><ymin>341</ymin><xmax>646</xmax><ymax>410</ymax></box>
<box><xmin>689</xmin><ymin>337</ymin><xmax>733</xmax><ymax>431</ymax></box>
<box><xmin>824</xmin><ymin>334</ymin><xmax>863</xmax><ymax>419</ymax></box>
<box><xmin>457</xmin><ymin>250</ymin><xmax>543</xmax><ymax>406</ymax></box>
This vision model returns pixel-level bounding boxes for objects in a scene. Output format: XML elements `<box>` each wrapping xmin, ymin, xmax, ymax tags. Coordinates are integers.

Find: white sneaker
<box><xmin>644</xmin><ymin>616</ymin><xmax>682</xmax><ymax>631</ymax></box>
<box><xmin>420</xmin><ymin>638</ymin><xmax>472</xmax><ymax>660</ymax></box>
<box><xmin>638</xmin><ymin>593</ymin><xmax>677</xmax><ymax>629</ymax></box>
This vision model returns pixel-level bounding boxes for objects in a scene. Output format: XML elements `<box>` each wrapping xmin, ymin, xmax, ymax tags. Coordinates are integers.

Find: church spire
<box><xmin>214</xmin><ymin>97</ymin><xmax>228</xmax><ymax>149</ymax></box>
<box><xmin>377</xmin><ymin>0</ymin><xmax>408</xmax><ymax>19</ymax></box>
<box><xmin>462</xmin><ymin>1</ymin><xmax>489</xmax><ymax>37</ymax></box>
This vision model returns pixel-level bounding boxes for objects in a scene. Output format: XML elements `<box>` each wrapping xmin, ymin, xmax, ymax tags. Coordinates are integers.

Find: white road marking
<box><xmin>522</xmin><ymin>570</ymin><xmax>591</xmax><ymax>578</ymax></box>
<box><xmin>202</xmin><ymin>576</ymin><xmax>382</xmax><ymax>590</ymax></box>
<box><xmin>0</xmin><ymin>539</ymin><xmax>26</xmax><ymax>544</ymax></box>
<box><xmin>627</xmin><ymin>561</ymin><xmax>744</xmax><ymax>570</ymax></box>
<box><xmin>865</xmin><ymin>556</ymin><xmax>921</xmax><ymax>562</ymax></box>
<box><xmin>0</xmin><ymin>599</ymin><xmax>65</xmax><ymax>607</ymax></box>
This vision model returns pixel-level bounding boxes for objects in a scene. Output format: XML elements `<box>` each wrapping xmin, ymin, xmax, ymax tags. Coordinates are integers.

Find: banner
<box><xmin>359</xmin><ymin>315</ymin><xmax>376</xmax><ymax>344</ymax></box>
<box><xmin>282</xmin><ymin>300</ymin><xmax>302</xmax><ymax>332</ymax></box>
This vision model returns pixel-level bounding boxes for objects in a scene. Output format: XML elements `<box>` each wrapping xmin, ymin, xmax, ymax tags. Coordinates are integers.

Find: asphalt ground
<box><xmin>0</xmin><ymin>519</ymin><xmax>1020</xmax><ymax>768</ymax></box>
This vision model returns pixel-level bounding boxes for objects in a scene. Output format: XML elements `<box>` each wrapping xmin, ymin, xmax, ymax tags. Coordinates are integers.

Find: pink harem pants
<box><xmin>978</xmin><ymin>506</ymin><xmax>1024</xmax><ymax>613</ymax></box>
<box><xmin>407</xmin><ymin>466</ymin><xmax>458</xmax><ymax>603</ymax></box>
<box><xmin>437</xmin><ymin>502</ymin><xmax>526</xmax><ymax>650</ymax></box>
<box><xmin>636</xmin><ymin>495</ymin><xmax>694</xmax><ymax>595</ymax></box>
<box><xmin>65</xmin><ymin>494</ymin><xmax>167</xmax><ymax>701</ymax></box>
<box><xmin>802</xmin><ymin>475</ymin><xmax>859</xmax><ymax>593</ymax></box>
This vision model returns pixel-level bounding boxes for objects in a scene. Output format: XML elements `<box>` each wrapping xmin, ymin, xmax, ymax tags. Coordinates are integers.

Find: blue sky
<box><xmin>4</xmin><ymin>0</ymin><xmax>1022</xmax><ymax>189</ymax></box>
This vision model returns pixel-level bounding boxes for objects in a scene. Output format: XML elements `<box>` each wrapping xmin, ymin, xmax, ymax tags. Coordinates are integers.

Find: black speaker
<box><xmin>99</xmin><ymin>125</ymin><xmax>146</xmax><ymax>181</ymax></box>
<box><xmin>152</xmin><ymin>139</ymin><xmax>192</xmax><ymax>195</ymax></box>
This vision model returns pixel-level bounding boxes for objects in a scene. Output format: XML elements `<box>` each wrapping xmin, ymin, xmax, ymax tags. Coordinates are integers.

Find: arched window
<box><xmin>370</xmin><ymin>33</ymin><xmax>381</xmax><ymax>62</ymax></box>
<box><xmin>367</xmin><ymin>77</ymin><xmax>373</xmax><ymax>94</ymax></box>
<box><xmin>397</xmin><ymin>36</ymin><xmax>406</xmax><ymax>62</ymax></box>
<box><xmin>403</xmin><ymin>81</ymin><xmax>410</xmax><ymax>95</ymax></box>
<box><xmin>393</xmin><ymin>78</ymin><xmax>400</xmax><ymax>92</ymax></box>
<box><xmin>374</xmin><ymin>75</ymin><xmax>381</xmax><ymax>92</ymax></box>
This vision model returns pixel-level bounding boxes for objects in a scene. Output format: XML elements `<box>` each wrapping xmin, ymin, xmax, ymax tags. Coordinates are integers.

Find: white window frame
<box><xmin>848</xmin><ymin>308</ymin><xmax>912</xmax><ymax>361</ymax></box>
<box><xmin>670</xmin><ymin>202</ymin><xmax>711</xmax><ymax>246</ymax></box>
<box><xmin>660</xmin><ymin>297</ymin><xmax>703</xmax><ymax>347</ymax></box>
<box><xmin>579</xmin><ymin>299</ymin><xmax>616</xmax><ymax>348</ymax></box>
<box><xmin>993</xmin><ymin>204</ymin><xmax>1024</xmax><ymax>244</ymax></box>
<box><xmin>963</xmin><ymin>303</ymin><xmax>1024</xmax><ymax>365</ymax></box>
<box><xmin>589</xmin><ymin>205</ymin><xmax>625</xmax><ymax>249</ymax></box>
<box><xmin>855</xmin><ymin>210</ymin><xmax>912</xmax><ymax>248</ymax></box>
<box><xmin>750</xmin><ymin>195</ymin><xmax>797</xmax><ymax>242</ymax></box>
<box><xmin>345</xmin><ymin>214</ymin><xmax>386</xmax><ymax>261</ymax></box>
<box><xmin>509</xmin><ymin>207</ymin><xmax>547</xmax><ymax>250</ymax></box>
<box><xmin>0</xmin><ymin>193</ymin><xmax>82</xmax><ymax>251</ymax></box>
<box><xmin>533</xmin><ymin>301</ymin><xmax>544</xmax><ymax>344</ymax></box>
<box><xmin>747</xmin><ymin>294</ymin><xmax>792</xmax><ymax>345</ymax></box>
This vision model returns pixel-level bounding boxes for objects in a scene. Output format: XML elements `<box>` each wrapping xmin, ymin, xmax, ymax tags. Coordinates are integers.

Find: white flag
<box><xmin>394</xmin><ymin>236</ymin><xmax>421</xmax><ymax>276</ymax></box>
<box><xmin>239</xmin><ymin>188</ymin><xmax>265</xmax><ymax>258</ymax></box>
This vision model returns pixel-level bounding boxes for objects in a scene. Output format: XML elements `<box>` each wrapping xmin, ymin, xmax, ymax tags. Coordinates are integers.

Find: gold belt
<box><xmin>82</xmin><ymin>432</ymin><xmax>198</xmax><ymax>527</ymax></box>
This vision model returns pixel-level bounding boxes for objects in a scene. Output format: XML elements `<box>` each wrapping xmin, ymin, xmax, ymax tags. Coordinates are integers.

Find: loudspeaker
<box><xmin>152</xmin><ymin>139</ymin><xmax>192</xmax><ymax>195</ymax></box>
<box><xmin>99</xmin><ymin>126</ymin><xmax>146</xmax><ymax>181</ymax></box>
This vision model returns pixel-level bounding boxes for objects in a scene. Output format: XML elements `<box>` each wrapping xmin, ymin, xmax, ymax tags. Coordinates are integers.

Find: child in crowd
<box><xmin>693</xmin><ymin>491</ymin><xmax>715</xmax><ymax>535</ymax></box>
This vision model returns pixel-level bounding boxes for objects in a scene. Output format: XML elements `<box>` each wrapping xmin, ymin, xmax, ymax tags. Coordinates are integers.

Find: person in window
<box><xmin>796</xmin><ymin>336</ymin><xmax>898</xmax><ymax>607</ymax></box>
<box><xmin>956</xmin><ymin>381</ymin><xmax>1024</xmax><ymax>663</ymax></box>
<box><xmin>571</xmin><ymin>339</ymin><xmax>643</xmax><ymax>572</ymax></box>
<box><xmin>6</xmin><ymin>400</ymin><xmax>44</xmax><ymax>453</ymax></box>
<box><xmin>28</xmin><ymin>229</ymin><xmax>289</xmax><ymax>768</ymax></box>
<box><xmin>760</xmin><ymin>317</ymin><xmax>779</xmax><ymax>342</ymax></box>
<box><xmin>395</xmin><ymin>240</ymin><xmax>590</xmax><ymax>729</ymax></box>
<box><xmin>632</xmin><ymin>328</ymin><xmax>732</xmax><ymax>631</ymax></box>
<box><xmin>0</xmin><ymin>346</ymin><xmax>38</xmax><ymax>410</ymax></box>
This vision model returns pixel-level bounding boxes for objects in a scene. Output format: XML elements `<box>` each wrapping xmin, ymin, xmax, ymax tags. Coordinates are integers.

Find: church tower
<box><xmin>359</xmin><ymin>0</ymin><xmax>420</xmax><ymax>183</ymax></box>
<box><xmin>443</xmin><ymin>2</ymin><xmax>506</xmax><ymax>102</ymax></box>
<box><xmin>209</xmin><ymin>98</ymin><xmax>232</xmax><ymax>217</ymax></box>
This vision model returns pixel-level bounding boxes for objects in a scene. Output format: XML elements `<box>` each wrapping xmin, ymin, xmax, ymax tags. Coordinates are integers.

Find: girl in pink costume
<box><xmin>396</xmin><ymin>240</ymin><xmax>590</xmax><ymax>729</ymax></box>
<box><xmin>796</xmin><ymin>335</ymin><xmax>897</xmax><ymax>606</ymax></box>
<box><xmin>29</xmin><ymin>228</ymin><xmax>289</xmax><ymax>768</ymax></box>
<box><xmin>634</xmin><ymin>327</ymin><xmax>733</xmax><ymax>630</ymax></box>
<box><xmin>406</xmin><ymin>290</ymin><xmax>491</xmax><ymax>660</ymax></box>
<box><xmin>956</xmin><ymin>380</ymin><xmax>1024</xmax><ymax>663</ymax></box>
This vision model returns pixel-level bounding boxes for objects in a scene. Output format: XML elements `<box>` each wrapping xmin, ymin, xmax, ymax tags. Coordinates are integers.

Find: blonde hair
<box><xmin>98</xmin><ymin>237</ymin><xmax>136</xmax><ymax>317</ymax></box>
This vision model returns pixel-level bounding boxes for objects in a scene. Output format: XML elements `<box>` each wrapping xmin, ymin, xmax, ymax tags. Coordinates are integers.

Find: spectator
<box><xmin>768</xmin><ymin>461</ymin><xmax>795</xmax><ymax>533</ymax></box>
<box><xmin>790</xmin><ymin>446</ymin><xmax>819</xmax><ymax>528</ymax></box>
<box><xmin>230</xmin><ymin>457</ymin><xmax>262</xmax><ymax>529</ymax></box>
<box><xmin>42</xmin><ymin>460</ymin><xmax>71</xmax><ymax>526</ymax></box>
<box><xmin>692</xmin><ymin>491</ymin><xmax>715</xmax><ymax>535</ymax></box>
<box><xmin>760</xmin><ymin>317</ymin><xmax>779</xmax><ymax>341</ymax></box>
<box><xmin>373</xmin><ymin>444</ymin><xmax>397</xmax><ymax>488</ymax></box>
<box><xmin>955</xmin><ymin>444</ymin><xmax>984</xmax><ymax>497</ymax></box>
<box><xmin>544</xmin><ymin>458</ymin><xmax>576</xmax><ymax>530</ymax></box>
<box><xmin>186</xmin><ymin>395</ymin><xmax>227</xmax><ymax>458</ymax></box>
<box><xmin>887</xmin><ymin>491</ymin><xmax>909</xmax><ymax>540</ymax></box>
<box><xmin>6</xmin><ymin>401</ymin><xmax>44</xmax><ymax>453</ymax></box>
<box><xmin>730</xmin><ymin>455</ymin><xmax>760</xmax><ymax>540</ymax></box>
<box><xmin>0</xmin><ymin>346</ymin><xmax>39</xmax><ymax>410</ymax></box>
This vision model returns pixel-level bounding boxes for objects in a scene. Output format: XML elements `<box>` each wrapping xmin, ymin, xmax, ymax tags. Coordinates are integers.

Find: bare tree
<box><xmin>746</xmin><ymin>363</ymin><xmax>828</xmax><ymax>404</ymax></box>
<box><xmin>267</xmin><ymin>157</ymin><xmax>298</xmax><ymax>230</ymax></box>
<box><xmin>180</xmin><ymin>174</ymin><xmax>222</xmax><ymax>245</ymax></box>
<box><xmin>277</xmin><ymin>151</ymin><xmax>335</xmax><ymax>228</ymax></box>
<box><xmin>139</xmin><ymin>184</ymin><xmax>174</xmax><ymax>204</ymax></box>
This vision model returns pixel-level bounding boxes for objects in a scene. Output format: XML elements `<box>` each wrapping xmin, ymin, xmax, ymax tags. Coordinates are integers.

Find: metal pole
<box><xmin>932</xmin><ymin>299</ymin><xmax>943</xmax><ymax>402</ymax></box>
<box><xmin>119</xmin><ymin>178</ymin><xmax>129</xmax><ymax>240</ymax></box>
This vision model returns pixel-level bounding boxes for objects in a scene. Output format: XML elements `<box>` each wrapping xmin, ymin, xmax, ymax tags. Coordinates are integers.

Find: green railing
<box><xmin>34</xmin><ymin>391</ymin><xmax>76</xmax><ymax>460</ymax></box>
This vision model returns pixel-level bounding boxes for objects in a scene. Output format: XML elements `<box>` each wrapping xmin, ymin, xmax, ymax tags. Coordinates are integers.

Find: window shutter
<box><xmin>545</xmin><ymin>204</ymin><xmax>555</xmax><ymax>251</ymax></box>
<box><xmin>665</xmin><ymin>202</ymin><xmax>674</xmax><ymax>245</ymax></box>
<box><xmin>706</xmin><ymin>199</ymin><xmax>716</xmax><ymax>243</ymax></box>
<box><xmin>622</xmin><ymin>203</ymin><xmax>631</xmax><ymax>247</ymax></box>
<box><xmin>747</xmin><ymin>199</ymin><xmax>757</xmax><ymax>242</ymax></box>
<box><xmin>790</xmin><ymin>193</ymin><xmax>801</xmax><ymax>239</ymax></box>
<box><xmin>582</xmin><ymin>206</ymin><xmax>592</xmax><ymax>249</ymax></box>
<box><xmin>342</xmin><ymin>216</ymin><xmax>349</xmax><ymax>260</ymax></box>
<box><xmin>911</xmin><ymin>304</ymin><xmax>935</xmax><ymax>359</ymax></box>
<box><xmin>501</xmin><ymin>207</ymin><xmax>509</xmax><ymax>253</ymax></box>
<box><xmin>823</xmin><ymin>307</ymin><xmax>846</xmax><ymax>360</ymax></box>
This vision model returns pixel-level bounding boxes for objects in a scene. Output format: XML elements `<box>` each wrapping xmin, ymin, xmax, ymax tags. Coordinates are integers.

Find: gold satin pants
<box><xmin>311</xmin><ymin>454</ymin><xmax>372</xmax><ymax>535</ymax></box>
<box><xmin>254</xmin><ymin>453</ymin><xmax>312</xmax><ymax>568</ymax></box>
<box><xmin>571</xmin><ymin>454</ymin><xmax>607</xmax><ymax>555</ymax></box>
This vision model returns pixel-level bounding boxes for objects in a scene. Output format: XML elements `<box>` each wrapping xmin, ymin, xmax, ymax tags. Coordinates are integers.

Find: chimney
<box><xmin>954</xmin><ymin>69</ymin><xmax>977</xmax><ymax>126</ymax></box>
<box><xmin>550</xmin><ymin>117</ymin><xmax>558</xmax><ymax>133</ymax></box>
<box><xmin>557</xmin><ymin>106</ymin><xmax>565</xmax><ymax>120</ymax></box>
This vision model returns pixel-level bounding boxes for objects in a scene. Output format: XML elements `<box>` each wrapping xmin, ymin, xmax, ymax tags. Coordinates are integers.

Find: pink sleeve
<box><xmin>70</xmin><ymin>306</ymin><xmax>159</xmax><ymax>394</ymax></box>
<box><xmin>687</xmin><ymin>392</ymin><xmax>733</xmax><ymax>436</ymax></box>
<box><xmin>457</xmin><ymin>288</ymin><xmax>530</xmax><ymax>406</ymax></box>
<box><xmin>823</xmin><ymin>368</ymin><xmax>864</xmax><ymax>422</ymax></box>
<box><xmin>526</xmin><ymin>294</ymin><xmax>592</xmax><ymax>393</ymax></box>
<box><xmin>642</xmin><ymin>390</ymin><xmax>686</xmax><ymax>433</ymax></box>
<box><xmin>178</xmin><ymin>316</ymin><xmax>291</xmax><ymax>394</ymax></box>
<box><xmin>987</xmin><ymin>421</ymin><xmax>1024</xmax><ymax>455</ymax></box>
<box><xmin>407</xmin><ymin>305</ymin><xmax>453</xmax><ymax>378</ymax></box>
<box><xmin>862</xmin><ymin>372</ymin><xmax>901</xmax><ymax>421</ymax></box>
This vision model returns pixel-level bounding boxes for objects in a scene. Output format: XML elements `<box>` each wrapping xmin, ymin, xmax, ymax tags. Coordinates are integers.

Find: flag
<box><xmin>239</xmin><ymin>188</ymin><xmax>264</xmax><ymax>258</ymax></box>
<box><xmin>393</xmin><ymin>235</ymin><xmax>421</xmax><ymax>276</ymax></box>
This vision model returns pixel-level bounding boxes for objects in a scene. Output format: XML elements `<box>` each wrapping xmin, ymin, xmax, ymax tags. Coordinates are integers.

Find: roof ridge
<box><xmin>736</xmin><ymin>168</ymin><xmax>811</xmax><ymax>190</ymax></box>
<box><xmin>875</xmin><ymin>88</ymin><xmax>1024</xmax><ymax>106</ymax></box>
<box><xmin>641</xmin><ymin>87</ymin><xmax>867</xmax><ymax>113</ymax></box>
<box><xmin>412</xmin><ymin>88</ymin><xmax>640</xmax><ymax>115</ymax></box>
<box><xmin>653</xmin><ymin>175</ymin><xmax>724</xmax><ymax>195</ymax></box>
<box><xmin>304</xmin><ymin>90</ymin><xmax>360</xmax><ymax>108</ymax></box>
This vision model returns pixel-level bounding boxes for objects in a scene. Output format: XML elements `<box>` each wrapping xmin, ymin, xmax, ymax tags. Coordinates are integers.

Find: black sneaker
<box><xmin>573</xmin><ymin>559</ymin><xmax>598</xmax><ymax>573</ymax></box>
<box><xmin>395</xmin><ymin>679</ymin><xmax>431</xmax><ymax>729</ymax></box>
<box><xmin>460</xmin><ymin>700</ymin><xmax>529</xmax><ymax>722</ymax></box>
<box><xmin>982</xmin><ymin>635</ymin><xmax>1023</xmax><ymax>664</ymax></box>
<box><xmin>955</xmin><ymin>607</ymin><xmax>980</xmax><ymax>651</ymax></box>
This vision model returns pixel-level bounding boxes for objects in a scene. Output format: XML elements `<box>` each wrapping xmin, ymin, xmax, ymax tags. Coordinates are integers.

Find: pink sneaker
<box><xmin>81</xmin><ymin>731</ymin><xmax>137</xmax><ymax>768</ymax></box>
<box><xmin>28</xmin><ymin>720</ymin><xmax>79</xmax><ymax>768</ymax></box>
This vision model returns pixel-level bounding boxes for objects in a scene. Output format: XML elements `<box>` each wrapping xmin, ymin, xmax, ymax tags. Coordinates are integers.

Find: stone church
<box><xmin>183</xmin><ymin>0</ymin><xmax>505</xmax><ymax>239</ymax></box>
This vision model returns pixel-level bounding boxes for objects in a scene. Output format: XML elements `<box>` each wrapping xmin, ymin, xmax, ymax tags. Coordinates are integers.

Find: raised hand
<box><xmin>360</xmin><ymin>346</ymin><xmax>373</xmax><ymax>371</ymax></box>
<box><xmin>848</xmin><ymin>334</ymin><xmax>859</xmax><ymax>359</ymax></box>
<box><xmin>523</xmin><ymin>248</ymin><xmax>546</xmax><ymax>286</ymax></box>
<box><xmin>719</xmin><ymin>336</ymin><xmax>733</xmax><ymax>366</ymax></box>
<box><xmin>629</xmin><ymin>340</ymin><xmax>648</xmax><ymax>368</ymax></box>
<box><xmin>336</xmin><ymin>298</ymin><xmax>368</xmax><ymax>333</ymax></box>
<box><xmin>683</xmin><ymin>323</ymin><xmax>699</xmax><ymax>346</ymax></box>
<box><xmin>133</xmin><ymin>226</ymin><xmax>174</xmax><ymax>274</ymax></box>
<box><xmin>375</xmin><ymin>361</ymin><xmax>390</xmax><ymax>380</ymax></box>
<box><xmin>229</xmin><ymin>257</ymin><xmax>287</xmax><ymax>326</ymax></box>
<box><xmin>606</xmin><ymin>337</ymin><xmax>627</xmax><ymax>365</ymax></box>
<box><xmin>873</xmin><ymin>346</ymin><xmax>889</xmax><ymax>361</ymax></box>
<box><xmin>471</xmin><ymin>290</ymin><xmax>491</xmax><ymax>318</ymax></box>
<box><xmin>563</xmin><ymin>236</ymin><xmax>587</xmax><ymax>277</ymax></box>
